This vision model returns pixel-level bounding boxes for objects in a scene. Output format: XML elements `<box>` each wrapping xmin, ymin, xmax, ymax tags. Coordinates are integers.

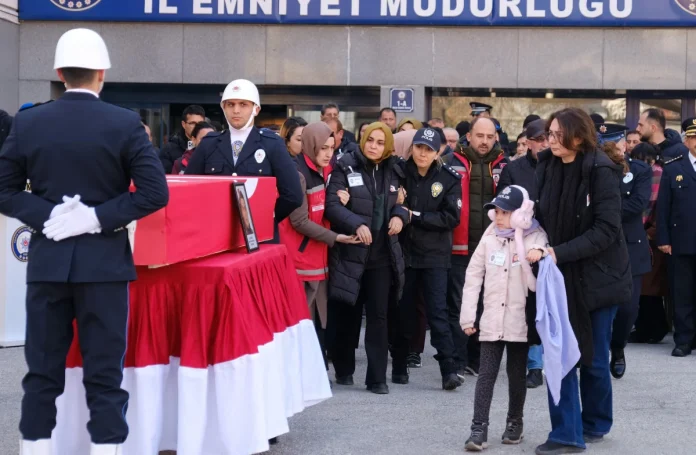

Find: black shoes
<box><xmin>457</xmin><ymin>362</ymin><xmax>467</xmax><ymax>381</ymax></box>
<box><xmin>610</xmin><ymin>349</ymin><xmax>626</xmax><ymax>379</ymax></box>
<box><xmin>335</xmin><ymin>375</ymin><xmax>354</xmax><ymax>385</ymax></box>
<box><xmin>502</xmin><ymin>419</ymin><xmax>524</xmax><ymax>444</ymax></box>
<box><xmin>583</xmin><ymin>433</ymin><xmax>604</xmax><ymax>443</ymax></box>
<box><xmin>392</xmin><ymin>368</ymin><xmax>409</xmax><ymax>384</ymax></box>
<box><xmin>407</xmin><ymin>352</ymin><xmax>422</xmax><ymax>368</ymax></box>
<box><xmin>672</xmin><ymin>344</ymin><xmax>692</xmax><ymax>357</ymax></box>
<box><xmin>367</xmin><ymin>383</ymin><xmax>389</xmax><ymax>394</ymax></box>
<box><xmin>535</xmin><ymin>441</ymin><xmax>585</xmax><ymax>454</ymax></box>
<box><xmin>465</xmin><ymin>422</ymin><xmax>489</xmax><ymax>451</ymax></box>
<box><xmin>442</xmin><ymin>372</ymin><xmax>462</xmax><ymax>390</ymax></box>
<box><xmin>526</xmin><ymin>369</ymin><xmax>543</xmax><ymax>388</ymax></box>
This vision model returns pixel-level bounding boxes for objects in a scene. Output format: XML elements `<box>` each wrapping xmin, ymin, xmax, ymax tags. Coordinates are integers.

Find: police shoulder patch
<box><xmin>260</xmin><ymin>128</ymin><xmax>282</xmax><ymax>140</ymax></box>
<box><xmin>663</xmin><ymin>155</ymin><xmax>683</xmax><ymax>165</ymax></box>
<box><xmin>17</xmin><ymin>100</ymin><xmax>52</xmax><ymax>113</ymax></box>
<box><xmin>442</xmin><ymin>163</ymin><xmax>462</xmax><ymax>180</ymax></box>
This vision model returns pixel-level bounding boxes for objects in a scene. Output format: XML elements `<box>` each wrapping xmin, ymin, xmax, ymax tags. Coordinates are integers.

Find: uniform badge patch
<box><xmin>623</xmin><ymin>172</ymin><xmax>633</xmax><ymax>183</ymax></box>
<box><xmin>431</xmin><ymin>182</ymin><xmax>443</xmax><ymax>198</ymax></box>
<box><xmin>676</xmin><ymin>175</ymin><xmax>684</xmax><ymax>182</ymax></box>
<box><xmin>11</xmin><ymin>226</ymin><xmax>31</xmax><ymax>262</ymax></box>
<box><xmin>254</xmin><ymin>149</ymin><xmax>266</xmax><ymax>164</ymax></box>
<box><xmin>457</xmin><ymin>198</ymin><xmax>462</xmax><ymax>209</ymax></box>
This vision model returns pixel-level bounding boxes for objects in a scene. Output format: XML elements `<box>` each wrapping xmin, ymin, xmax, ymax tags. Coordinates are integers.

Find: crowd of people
<box><xmin>1</xmin><ymin>38</ymin><xmax>695</xmax><ymax>453</ymax></box>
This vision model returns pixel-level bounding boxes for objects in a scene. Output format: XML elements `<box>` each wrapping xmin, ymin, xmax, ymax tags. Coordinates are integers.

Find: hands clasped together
<box><xmin>42</xmin><ymin>195</ymin><xmax>102</xmax><ymax>241</ymax></box>
<box><xmin>337</xmin><ymin>186</ymin><xmax>406</xmax><ymax>245</ymax></box>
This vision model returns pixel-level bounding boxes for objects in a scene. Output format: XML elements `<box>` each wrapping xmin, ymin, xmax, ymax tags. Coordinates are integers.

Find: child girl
<box><xmin>459</xmin><ymin>185</ymin><xmax>549</xmax><ymax>451</ymax></box>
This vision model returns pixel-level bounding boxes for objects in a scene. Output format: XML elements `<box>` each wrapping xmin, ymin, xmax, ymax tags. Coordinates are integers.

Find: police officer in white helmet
<box><xmin>185</xmin><ymin>79</ymin><xmax>303</xmax><ymax>235</ymax></box>
<box><xmin>0</xmin><ymin>28</ymin><xmax>168</xmax><ymax>455</ymax></box>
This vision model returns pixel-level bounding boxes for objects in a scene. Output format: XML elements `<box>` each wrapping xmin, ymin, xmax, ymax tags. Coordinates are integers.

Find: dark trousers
<box><xmin>20</xmin><ymin>282</ymin><xmax>129</xmax><ymax>443</ymax></box>
<box><xmin>448</xmin><ymin>255</ymin><xmax>481</xmax><ymax>370</ymax></box>
<box><xmin>633</xmin><ymin>295</ymin><xmax>669</xmax><ymax>342</ymax></box>
<box><xmin>330</xmin><ymin>266</ymin><xmax>393</xmax><ymax>385</ymax></box>
<box><xmin>670</xmin><ymin>254</ymin><xmax>696</xmax><ymax>346</ymax></box>
<box><xmin>547</xmin><ymin>305</ymin><xmax>617</xmax><ymax>448</ymax></box>
<box><xmin>409</xmin><ymin>292</ymin><xmax>427</xmax><ymax>354</ymax></box>
<box><xmin>393</xmin><ymin>267</ymin><xmax>455</xmax><ymax>370</ymax></box>
<box><xmin>611</xmin><ymin>275</ymin><xmax>643</xmax><ymax>350</ymax></box>
<box><xmin>446</xmin><ymin>259</ymin><xmax>468</xmax><ymax>365</ymax></box>
<box><xmin>473</xmin><ymin>342</ymin><xmax>529</xmax><ymax>424</ymax></box>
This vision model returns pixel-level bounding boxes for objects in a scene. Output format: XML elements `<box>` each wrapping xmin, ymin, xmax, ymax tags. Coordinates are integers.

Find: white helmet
<box><xmin>221</xmin><ymin>79</ymin><xmax>261</xmax><ymax>107</ymax></box>
<box><xmin>54</xmin><ymin>28</ymin><xmax>111</xmax><ymax>70</ymax></box>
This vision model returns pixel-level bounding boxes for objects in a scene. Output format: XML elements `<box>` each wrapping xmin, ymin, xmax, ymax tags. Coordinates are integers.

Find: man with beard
<box><xmin>443</xmin><ymin>117</ymin><xmax>508</xmax><ymax>378</ymax></box>
<box><xmin>637</xmin><ymin>108</ymin><xmax>687</xmax><ymax>160</ymax></box>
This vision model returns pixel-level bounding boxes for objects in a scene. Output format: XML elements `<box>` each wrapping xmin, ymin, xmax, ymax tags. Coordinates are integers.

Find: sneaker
<box><xmin>465</xmin><ymin>422</ymin><xmax>488</xmax><ymax>451</ymax></box>
<box><xmin>442</xmin><ymin>372</ymin><xmax>462</xmax><ymax>391</ymax></box>
<box><xmin>407</xmin><ymin>352</ymin><xmax>422</xmax><ymax>368</ymax></box>
<box><xmin>502</xmin><ymin>418</ymin><xmax>524</xmax><ymax>444</ymax></box>
<box><xmin>392</xmin><ymin>365</ymin><xmax>409</xmax><ymax>384</ymax></box>
<box><xmin>526</xmin><ymin>369</ymin><xmax>543</xmax><ymax>388</ymax></box>
<box><xmin>465</xmin><ymin>365</ymin><xmax>479</xmax><ymax>377</ymax></box>
<box><xmin>457</xmin><ymin>363</ymin><xmax>467</xmax><ymax>381</ymax></box>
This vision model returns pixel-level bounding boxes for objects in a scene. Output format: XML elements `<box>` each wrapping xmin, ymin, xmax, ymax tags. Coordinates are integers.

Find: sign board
<box><xmin>390</xmin><ymin>88</ymin><xmax>414</xmax><ymax>113</ymax></box>
<box><xmin>18</xmin><ymin>1</ymin><xmax>696</xmax><ymax>27</ymax></box>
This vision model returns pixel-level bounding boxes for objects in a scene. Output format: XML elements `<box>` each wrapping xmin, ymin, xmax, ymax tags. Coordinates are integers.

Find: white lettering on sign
<box><xmin>298</xmin><ymin>0</ymin><xmax>310</xmax><ymax>16</ymax></box>
<box><xmin>414</xmin><ymin>0</ymin><xmax>436</xmax><ymax>16</ymax></box>
<box><xmin>610</xmin><ymin>0</ymin><xmax>632</xmax><ymax>18</ymax></box>
<box><xmin>551</xmin><ymin>0</ymin><xmax>573</xmax><ymax>17</ymax></box>
<box><xmin>381</xmin><ymin>0</ymin><xmax>406</xmax><ymax>16</ymax></box>
<box><xmin>580</xmin><ymin>0</ymin><xmax>602</xmax><ymax>17</ymax></box>
<box><xmin>443</xmin><ymin>0</ymin><xmax>464</xmax><ymax>17</ymax></box>
<box><xmin>219</xmin><ymin>0</ymin><xmax>243</xmax><ymax>14</ymax></box>
<box><xmin>194</xmin><ymin>0</ymin><xmax>213</xmax><ymax>14</ymax></box>
<box><xmin>527</xmin><ymin>0</ymin><xmax>546</xmax><ymax>17</ymax></box>
<box><xmin>321</xmin><ymin>0</ymin><xmax>340</xmax><ymax>16</ymax></box>
<box><xmin>471</xmin><ymin>0</ymin><xmax>493</xmax><ymax>17</ymax></box>
<box><xmin>144</xmin><ymin>0</ymin><xmax>152</xmax><ymax>13</ymax></box>
<box><xmin>251</xmin><ymin>0</ymin><xmax>271</xmax><ymax>14</ymax></box>
<box><xmin>351</xmin><ymin>0</ymin><xmax>360</xmax><ymax>15</ymax></box>
<box><xmin>279</xmin><ymin>0</ymin><xmax>287</xmax><ymax>14</ymax></box>
<box><xmin>500</xmin><ymin>0</ymin><xmax>522</xmax><ymax>17</ymax></box>
<box><xmin>160</xmin><ymin>0</ymin><xmax>177</xmax><ymax>14</ymax></box>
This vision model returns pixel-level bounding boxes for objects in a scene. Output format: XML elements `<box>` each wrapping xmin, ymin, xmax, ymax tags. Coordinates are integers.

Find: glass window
<box><xmin>432</xmin><ymin>96</ymin><xmax>627</xmax><ymax>137</ymax></box>
<box><xmin>640</xmin><ymin>99</ymin><xmax>682</xmax><ymax>131</ymax></box>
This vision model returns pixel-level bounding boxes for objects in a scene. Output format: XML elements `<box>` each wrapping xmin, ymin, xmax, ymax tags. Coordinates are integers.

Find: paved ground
<box><xmin>1</xmin><ymin>335</ymin><xmax>693</xmax><ymax>455</ymax></box>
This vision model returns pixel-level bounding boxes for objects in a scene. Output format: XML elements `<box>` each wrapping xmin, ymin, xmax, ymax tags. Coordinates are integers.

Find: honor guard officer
<box><xmin>0</xmin><ymin>29</ymin><xmax>169</xmax><ymax>455</ymax></box>
<box><xmin>657</xmin><ymin>118</ymin><xmax>696</xmax><ymax>358</ymax></box>
<box><xmin>185</xmin><ymin>79</ymin><xmax>303</xmax><ymax>232</ymax></box>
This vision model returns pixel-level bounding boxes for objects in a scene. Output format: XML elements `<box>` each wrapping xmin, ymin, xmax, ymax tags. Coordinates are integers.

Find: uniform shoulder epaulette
<box><xmin>260</xmin><ymin>128</ymin><xmax>282</xmax><ymax>140</ymax></box>
<box><xmin>442</xmin><ymin>162</ymin><xmax>462</xmax><ymax>180</ymax></box>
<box><xmin>663</xmin><ymin>155</ymin><xmax>683</xmax><ymax>165</ymax></box>
<box><xmin>18</xmin><ymin>100</ymin><xmax>52</xmax><ymax>112</ymax></box>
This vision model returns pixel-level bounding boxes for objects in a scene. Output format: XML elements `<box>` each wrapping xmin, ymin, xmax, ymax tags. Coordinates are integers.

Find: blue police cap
<box><xmin>597</xmin><ymin>123</ymin><xmax>628</xmax><ymax>144</ymax></box>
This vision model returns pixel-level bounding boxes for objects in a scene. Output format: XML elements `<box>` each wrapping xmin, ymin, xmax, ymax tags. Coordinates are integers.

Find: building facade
<box><xmin>4</xmin><ymin>1</ymin><xmax>696</xmax><ymax>147</ymax></box>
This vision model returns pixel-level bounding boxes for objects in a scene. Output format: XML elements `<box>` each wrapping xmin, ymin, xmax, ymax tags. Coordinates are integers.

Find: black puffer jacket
<box><xmin>159</xmin><ymin>133</ymin><xmax>189</xmax><ymax>174</ymax></box>
<box><xmin>400</xmin><ymin>158</ymin><xmax>462</xmax><ymax>268</ymax></box>
<box><xmin>536</xmin><ymin>148</ymin><xmax>632</xmax><ymax>312</ymax></box>
<box><xmin>497</xmin><ymin>151</ymin><xmax>538</xmax><ymax>201</ymax></box>
<box><xmin>325</xmin><ymin>149</ymin><xmax>408</xmax><ymax>305</ymax></box>
<box><xmin>660</xmin><ymin>129</ymin><xmax>688</xmax><ymax>160</ymax></box>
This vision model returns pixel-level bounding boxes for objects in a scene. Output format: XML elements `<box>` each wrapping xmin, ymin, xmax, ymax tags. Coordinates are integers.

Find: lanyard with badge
<box><xmin>347</xmin><ymin>166</ymin><xmax>364</xmax><ymax>188</ymax></box>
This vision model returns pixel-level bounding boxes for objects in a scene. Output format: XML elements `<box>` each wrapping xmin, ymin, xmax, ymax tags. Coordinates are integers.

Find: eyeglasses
<box><xmin>547</xmin><ymin>130</ymin><xmax>564</xmax><ymax>142</ymax></box>
<box><xmin>529</xmin><ymin>135</ymin><xmax>547</xmax><ymax>143</ymax></box>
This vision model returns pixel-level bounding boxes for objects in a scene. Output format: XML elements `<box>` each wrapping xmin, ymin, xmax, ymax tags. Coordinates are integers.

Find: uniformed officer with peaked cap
<box><xmin>596</xmin><ymin>123</ymin><xmax>652</xmax><ymax>378</ymax></box>
<box><xmin>0</xmin><ymin>28</ymin><xmax>168</xmax><ymax>455</ymax></box>
<box><xmin>657</xmin><ymin>117</ymin><xmax>696</xmax><ymax>358</ymax></box>
<box><xmin>470</xmin><ymin>102</ymin><xmax>492</xmax><ymax>118</ymax></box>
<box><xmin>185</xmin><ymin>79</ymin><xmax>303</xmax><ymax>232</ymax></box>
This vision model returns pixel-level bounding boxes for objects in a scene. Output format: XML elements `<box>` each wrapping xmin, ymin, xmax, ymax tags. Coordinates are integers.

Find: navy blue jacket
<box><xmin>660</xmin><ymin>129</ymin><xmax>688</xmax><ymax>160</ymax></box>
<box><xmin>657</xmin><ymin>150</ymin><xmax>696</xmax><ymax>255</ymax></box>
<box><xmin>0</xmin><ymin>92</ymin><xmax>169</xmax><ymax>283</ymax></box>
<box><xmin>621</xmin><ymin>157</ymin><xmax>652</xmax><ymax>276</ymax></box>
<box><xmin>184</xmin><ymin>127</ymin><xmax>302</xmax><ymax>222</ymax></box>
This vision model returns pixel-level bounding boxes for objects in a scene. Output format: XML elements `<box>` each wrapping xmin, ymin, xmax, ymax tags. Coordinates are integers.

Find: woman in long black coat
<box><xmin>534</xmin><ymin>108</ymin><xmax>632</xmax><ymax>455</ymax></box>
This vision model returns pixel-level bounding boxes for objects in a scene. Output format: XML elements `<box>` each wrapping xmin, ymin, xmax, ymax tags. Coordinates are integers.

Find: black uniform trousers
<box><xmin>329</xmin><ymin>267</ymin><xmax>393</xmax><ymax>385</ymax></box>
<box><xmin>393</xmin><ymin>267</ymin><xmax>456</xmax><ymax>374</ymax></box>
<box><xmin>670</xmin><ymin>255</ymin><xmax>696</xmax><ymax>346</ymax></box>
<box><xmin>611</xmin><ymin>275</ymin><xmax>643</xmax><ymax>350</ymax></box>
<box><xmin>447</xmin><ymin>255</ymin><xmax>482</xmax><ymax>371</ymax></box>
<box><xmin>21</xmin><ymin>282</ymin><xmax>129</xmax><ymax>443</ymax></box>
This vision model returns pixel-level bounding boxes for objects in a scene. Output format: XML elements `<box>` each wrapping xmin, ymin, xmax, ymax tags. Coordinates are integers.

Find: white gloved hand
<box><xmin>49</xmin><ymin>195</ymin><xmax>81</xmax><ymax>220</ymax></box>
<box><xmin>43</xmin><ymin>201</ymin><xmax>102</xmax><ymax>241</ymax></box>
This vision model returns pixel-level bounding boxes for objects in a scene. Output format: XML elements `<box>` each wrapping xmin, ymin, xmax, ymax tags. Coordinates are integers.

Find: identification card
<box><xmin>347</xmin><ymin>173</ymin><xmax>364</xmax><ymax>188</ymax></box>
<box><xmin>489</xmin><ymin>251</ymin><xmax>506</xmax><ymax>267</ymax></box>
<box><xmin>511</xmin><ymin>254</ymin><xmax>521</xmax><ymax>267</ymax></box>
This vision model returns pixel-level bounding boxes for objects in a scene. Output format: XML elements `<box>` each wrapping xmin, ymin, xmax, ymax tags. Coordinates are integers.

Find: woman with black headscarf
<box><xmin>534</xmin><ymin>108</ymin><xmax>632</xmax><ymax>455</ymax></box>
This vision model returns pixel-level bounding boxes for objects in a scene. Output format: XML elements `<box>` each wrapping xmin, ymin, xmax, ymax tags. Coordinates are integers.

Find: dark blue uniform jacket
<box><xmin>657</xmin><ymin>151</ymin><xmax>696</xmax><ymax>255</ymax></box>
<box><xmin>621</xmin><ymin>157</ymin><xmax>652</xmax><ymax>276</ymax></box>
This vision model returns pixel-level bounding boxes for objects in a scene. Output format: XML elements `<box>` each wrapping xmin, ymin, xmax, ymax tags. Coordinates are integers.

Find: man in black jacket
<box><xmin>159</xmin><ymin>105</ymin><xmax>205</xmax><ymax>173</ymax></box>
<box><xmin>637</xmin><ymin>108</ymin><xmax>687</xmax><ymax>160</ymax></box>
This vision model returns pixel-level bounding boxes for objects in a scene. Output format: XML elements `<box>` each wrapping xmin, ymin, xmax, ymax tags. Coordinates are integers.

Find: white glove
<box><xmin>43</xmin><ymin>200</ymin><xmax>102</xmax><ymax>241</ymax></box>
<box><xmin>49</xmin><ymin>195</ymin><xmax>81</xmax><ymax>220</ymax></box>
